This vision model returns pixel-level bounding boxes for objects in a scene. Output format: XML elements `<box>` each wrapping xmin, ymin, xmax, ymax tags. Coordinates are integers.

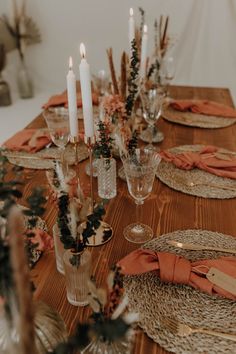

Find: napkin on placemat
<box><xmin>160</xmin><ymin>145</ymin><xmax>236</xmax><ymax>179</ymax></box>
<box><xmin>43</xmin><ymin>90</ymin><xmax>99</xmax><ymax>109</ymax></box>
<box><xmin>3</xmin><ymin>129</ymin><xmax>51</xmax><ymax>152</ymax></box>
<box><xmin>170</xmin><ymin>99</ymin><xmax>236</xmax><ymax>118</ymax></box>
<box><xmin>118</xmin><ymin>249</ymin><xmax>236</xmax><ymax>300</ymax></box>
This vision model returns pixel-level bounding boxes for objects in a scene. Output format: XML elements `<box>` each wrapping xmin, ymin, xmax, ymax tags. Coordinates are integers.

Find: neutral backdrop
<box><xmin>1</xmin><ymin>0</ymin><xmax>236</xmax><ymax>143</ymax></box>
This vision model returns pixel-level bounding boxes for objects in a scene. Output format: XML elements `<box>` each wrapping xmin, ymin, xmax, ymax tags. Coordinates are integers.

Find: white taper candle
<box><xmin>140</xmin><ymin>25</ymin><xmax>148</xmax><ymax>79</ymax></box>
<box><xmin>67</xmin><ymin>56</ymin><xmax>78</xmax><ymax>137</ymax></box>
<box><xmin>79</xmin><ymin>43</ymin><xmax>94</xmax><ymax>137</ymax></box>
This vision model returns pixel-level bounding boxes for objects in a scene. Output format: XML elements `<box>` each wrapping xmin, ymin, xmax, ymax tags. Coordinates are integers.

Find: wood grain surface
<box><xmin>13</xmin><ymin>86</ymin><xmax>236</xmax><ymax>353</ymax></box>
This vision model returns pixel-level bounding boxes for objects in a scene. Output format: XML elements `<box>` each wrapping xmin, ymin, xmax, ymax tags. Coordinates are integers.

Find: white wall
<box><xmin>1</xmin><ymin>0</ymin><xmax>236</xmax><ymax>142</ymax></box>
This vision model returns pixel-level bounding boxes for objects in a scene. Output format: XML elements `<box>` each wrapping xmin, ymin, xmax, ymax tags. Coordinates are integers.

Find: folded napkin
<box><xmin>118</xmin><ymin>249</ymin><xmax>236</xmax><ymax>300</ymax></box>
<box><xmin>43</xmin><ymin>90</ymin><xmax>99</xmax><ymax>109</ymax></box>
<box><xmin>3</xmin><ymin>129</ymin><xmax>51</xmax><ymax>152</ymax></box>
<box><xmin>160</xmin><ymin>145</ymin><xmax>236</xmax><ymax>179</ymax></box>
<box><xmin>170</xmin><ymin>99</ymin><xmax>236</xmax><ymax>118</ymax></box>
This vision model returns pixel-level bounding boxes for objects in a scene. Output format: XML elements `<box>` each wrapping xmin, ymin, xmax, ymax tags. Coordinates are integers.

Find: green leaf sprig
<box><xmin>125</xmin><ymin>39</ymin><xmax>140</xmax><ymax>117</ymax></box>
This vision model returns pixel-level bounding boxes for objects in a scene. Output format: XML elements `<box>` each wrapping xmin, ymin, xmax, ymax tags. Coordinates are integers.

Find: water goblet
<box><xmin>140</xmin><ymin>87</ymin><xmax>164</xmax><ymax>149</ymax></box>
<box><xmin>43</xmin><ymin>108</ymin><xmax>70</xmax><ymax>176</ymax></box>
<box><xmin>123</xmin><ymin>148</ymin><xmax>161</xmax><ymax>243</ymax></box>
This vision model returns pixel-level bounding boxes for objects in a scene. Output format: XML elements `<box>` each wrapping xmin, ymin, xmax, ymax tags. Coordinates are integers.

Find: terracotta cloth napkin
<box><xmin>118</xmin><ymin>249</ymin><xmax>236</xmax><ymax>300</ymax></box>
<box><xmin>27</xmin><ymin>228</ymin><xmax>54</xmax><ymax>251</ymax></box>
<box><xmin>43</xmin><ymin>90</ymin><xmax>99</xmax><ymax>109</ymax></box>
<box><xmin>160</xmin><ymin>145</ymin><xmax>236</xmax><ymax>179</ymax></box>
<box><xmin>170</xmin><ymin>99</ymin><xmax>236</xmax><ymax>118</ymax></box>
<box><xmin>3</xmin><ymin>129</ymin><xmax>51</xmax><ymax>152</ymax></box>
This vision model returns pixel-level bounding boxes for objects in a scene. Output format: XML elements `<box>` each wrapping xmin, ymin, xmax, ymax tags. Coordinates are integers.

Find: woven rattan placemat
<box><xmin>162</xmin><ymin>106</ymin><xmax>236</xmax><ymax>128</ymax></box>
<box><xmin>156</xmin><ymin>145</ymin><xmax>236</xmax><ymax>199</ymax></box>
<box><xmin>124</xmin><ymin>229</ymin><xmax>236</xmax><ymax>354</ymax></box>
<box><xmin>3</xmin><ymin>143</ymin><xmax>89</xmax><ymax>170</ymax></box>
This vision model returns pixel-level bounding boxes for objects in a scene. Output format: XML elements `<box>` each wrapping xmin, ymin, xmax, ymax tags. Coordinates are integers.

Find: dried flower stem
<box><xmin>106</xmin><ymin>48</ymin><xmax>119</xmax><ymax>95</ymax></box>
<box><xmin>159</xmin><ymin>15</ymin><xmax>163</xmax><ymax>49</ymax></box>
<box><xmin>120</xmin><ymin>51</ymin><xmax>127</xmax><ymax>101</ymax></box>
<box><xmin>9</xmin><ymin>210</ymin><xmax>37</xmax><ymax>354</ymax></box>
<box><xmin>161</xmin><ymin>16</ymin><xmax>169</xmax><ymax>50</ymax></box>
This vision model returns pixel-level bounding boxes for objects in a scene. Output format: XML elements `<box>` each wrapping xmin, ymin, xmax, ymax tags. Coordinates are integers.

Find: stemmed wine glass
<box><xmin>123</xmin><ymin>148</ymin><xmax>161</xmax><ymax>243</ymax></box>
<box><xmin>140</xmin><ymin>87</ymin><xmax>164</xmax><ymax>149</ymax></box>
<box><xmin>43</xmin><ymin>108</ymin><xmax>70</xmax><ymax>176</ymax></box>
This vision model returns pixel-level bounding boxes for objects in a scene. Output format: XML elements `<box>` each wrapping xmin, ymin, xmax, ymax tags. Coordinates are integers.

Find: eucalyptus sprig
<box><xmin>93</xmin><ymin>121</ymin><xmax>113</xmax><ymax>160</ymax></box>
<box><xmin>125</xmin><ymin>39</ymin><xmax>140</xmax><ymax>117</ymax></box>
<box><xmin>138</xmin><ymin>7</ymin><xmax>145</xmax><ymax>40</ymax></box>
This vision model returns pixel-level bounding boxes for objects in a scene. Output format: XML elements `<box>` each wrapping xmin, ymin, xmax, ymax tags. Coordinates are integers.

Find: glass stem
<box><xmin>135</xmin><ymin>200</ymin><xmax>143</xmax><ymax>226</ymax></box>
<box><xmin>149</xmin><ymin>125</ymin><xmax>153</xmax><ymax>145</ymax></box>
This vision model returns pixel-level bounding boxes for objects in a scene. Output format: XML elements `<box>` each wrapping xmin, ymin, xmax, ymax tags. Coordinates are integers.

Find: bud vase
<box><xmin>53</xmin><ymin>223</ymin><xmax>65</xmax><ymax>274</ymax></box>
<box><xmin>98</xmin><ymin>157</ymin><xmax>117</xmax><ymax>199</ymax></box>
<box><xmin>63</xmin><ymin>249</ymin><xmax>91</xmax><ymax>306</ymax></box>
<box><xmin>17</xmin><ymin>58</ymin><xmax>34</xmax><ymax>99</ymax></box>
<box><xmin>0</xmin><ymin>301</ymin><xmax>67</xmax><ymax>354</ymax></box>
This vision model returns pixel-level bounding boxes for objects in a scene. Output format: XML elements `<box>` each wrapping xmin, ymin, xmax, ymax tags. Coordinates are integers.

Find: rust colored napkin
<box><xmin>3</xmin><ymin>129</ymin><xmax>51</xmax><ymax>152</ymax></box>
<box><xmin>118</xmin><ymin>249</ymin><xmax>236</xmax><ymax>300</ymax></box>
<box><xmin>43</xmin><ymin>90</ymin><xmax>99</xmax><ymax>109</ymax></box>
<box><xmin>27</xmin><ymin>228</ymin><xmax>54</xmax><ymax>252</ymax></box>
<box><xmin>160</xmin><ymin>145</ymin><xmax>236</xmax><ymax>179</ymax></box>
<box><xmin>170</xmin><ymin>99</ymin><xmax>236</xmax><ymax>118</ymax></box>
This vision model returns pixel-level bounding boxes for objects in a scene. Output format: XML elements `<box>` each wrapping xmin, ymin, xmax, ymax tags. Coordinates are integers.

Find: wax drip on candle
<box><xmin>143</xmin><ymin>24</ymin><xmax>148</xmax><ymax>34</ymax></box>
<box><xmin>130</xmin><ymin>7</ymin><xmax>133</xmax><ymax>17</ymax></box>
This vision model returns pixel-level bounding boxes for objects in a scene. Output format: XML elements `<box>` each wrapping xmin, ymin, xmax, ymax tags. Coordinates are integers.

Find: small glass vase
<box><xmin>98</xmin><ymin>157</ymin><xmax>117</xmax><ymax>199</ymax></box>
<box><xmin>63</xmin><ymin>249</ymin><xmax>91</xmax><ymax>306</ymax></box>
<box><xmin>17</xmin><ymin>58</ymin><xmax>34</xmax><ymax>99</ymax></box>
<box><xmin>53</xmin><ymin>223</ymin><xmax>65</xmax><ymax>275</ymax></box>
<box><xmin>0</xmin><ymin>301</ymin><xmax>67</xmax><ymax>354</ymax></box>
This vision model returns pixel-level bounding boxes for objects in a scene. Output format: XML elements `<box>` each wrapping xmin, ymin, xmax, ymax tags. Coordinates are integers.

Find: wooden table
<box><xmin>18</xmin><ymin>86</ymin><xmax>236</xmax><ymax>353</ymax></box>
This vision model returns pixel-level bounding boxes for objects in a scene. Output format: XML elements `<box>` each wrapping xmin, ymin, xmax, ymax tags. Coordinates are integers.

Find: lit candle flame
<box><xmin>69</xmin><ymin>56</ymin><xmax>73</xmax><ymax>70</ymax></box>
<box><xmin>144</xmin><ymin>24</ymin><xmax>148</xmax><ymax>34</ymax></box>
<box><xmin>129</xmin><ymin>8</ymin><xmax>133</xmax><ymax>17</ymax></box>
<box><xmin>80</xmin><ymin>43</ymin><xmax>86</xmax><ymax>58</ymax></box>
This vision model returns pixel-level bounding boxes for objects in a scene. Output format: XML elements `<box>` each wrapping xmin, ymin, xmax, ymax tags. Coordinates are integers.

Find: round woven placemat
<box><xmin>162</xmin><ymin>106</ymin><xmax>236</xmax><ymax>128</ymax></box>
<box><xmin>124</xmin><ymin>229</ymin><xmax>236</xmax><ymax>354</ymax></box>
<box><xmin>156</xmin><ymin>145</ymin><xmax>236</xmax><ymax>199</ymax></box>
<box><xmin>4</xmin><ymin>143</ymin><xmax>89</xmax><ymax>170</ymax></box>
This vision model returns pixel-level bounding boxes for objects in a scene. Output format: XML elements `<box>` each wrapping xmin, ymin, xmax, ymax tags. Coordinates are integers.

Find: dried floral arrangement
<box><xmin>49</xmin><ymin>162</ymin><xmax>110</xmax><ymax>265</ymax></box>
<box><xmin>104</xmin><ymin>38</ymin><xmax>140</xmax><ymax>159</ymax></box>
<box><xmin>0</xmin><ymin>153</ymin><xmax>49</xmax><ymax>353</ymax></box>
<box><xmin>51</xmin><ymin>266</ymin><xmax>138</xmax><ymax>353</ymax></box>
<box><xmin>0</xmin><ymin>0</ymin><xmax>41</xmax><ymax>60</ymax></box>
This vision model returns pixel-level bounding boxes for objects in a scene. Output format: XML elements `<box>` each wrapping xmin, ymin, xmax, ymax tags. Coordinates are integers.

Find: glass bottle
<box><xmin>17</xmin><ymin>58</ymin><xmax>34</xmax><ymax>99</ymax></box>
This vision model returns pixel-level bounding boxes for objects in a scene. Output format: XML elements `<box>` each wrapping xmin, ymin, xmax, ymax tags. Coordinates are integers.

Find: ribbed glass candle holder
<box><xmin>97</xmin><ymin>157</ymin><xmax>117</xmax><ymax>199</ymax></box>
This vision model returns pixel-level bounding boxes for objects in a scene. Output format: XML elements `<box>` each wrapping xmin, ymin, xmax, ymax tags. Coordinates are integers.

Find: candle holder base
<box><xmin>80</xmin><ymin>220</ymin><xmax>113</xmax><ymax>246</ymax></box>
